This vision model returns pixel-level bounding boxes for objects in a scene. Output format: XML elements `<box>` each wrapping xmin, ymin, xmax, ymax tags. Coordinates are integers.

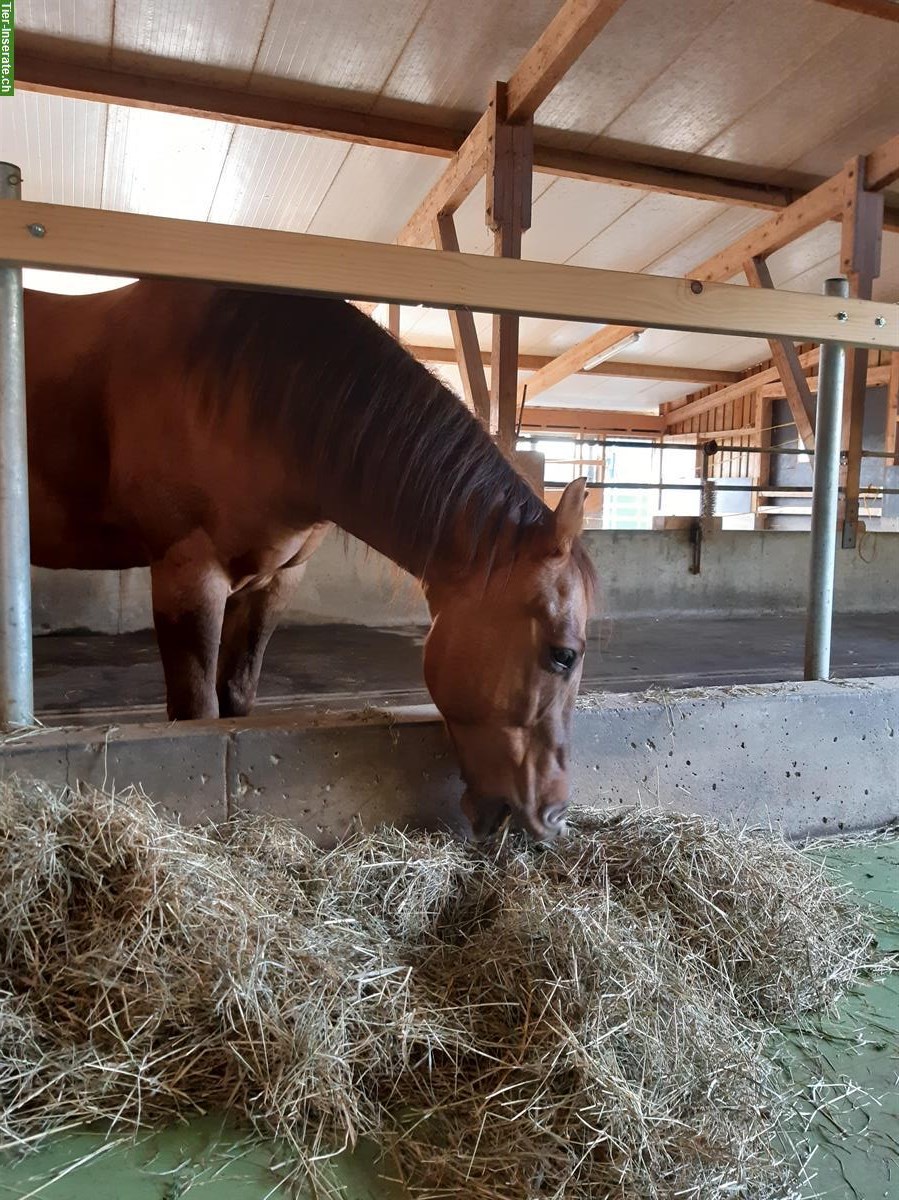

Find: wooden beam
<box><xmin>528</xmin><ymin>131</ymin><xmax>899</xmax><ymax>399</ymax></box>
<box><xmin>505</xmin><ymin>0</ymin><xmax>628</xmax><ymax>119</ymax></box>
<box><xmin>532</xmin><ymin>144</ymin><xmax>795</xmax><ymax>209</ymax></box>
<box><xmin>406</xmin><ymin>343</ymin><xmax>741</xmax><ymax>382</ymax></box>
<box><xmin>524</xmin><ymin>324</ymin><xmax>643</xmax><ymax>398</ymax></box>
<box><xmin>813</xmin><ymin>0</ymin><xmax>899</xmax><ymax>22</ymax></box>
<box><xmin>487</xmin><ymin>83</ymin><xmax>534</xmax><ymax>447</ymax></box>
<box><xmin>396</xmin><ymin>113</ymin><xmax>490</xmax><ymax>249</ymax></box>
<box><xmin>840</xmin><ymin>156</ymin><xmax>884</xmax><ymax>548</ymax></box>
<box><xmin>396</xmin><ymin>0</ymin><xmax>627</xmax><ymax>248</ymax></box>
<box><xmin>527</xmin><ymin>171</ymin><xmax>844</xmax><ymax>398</ymax></box>
<box><xmin>886</xmin><ymin>352</ymin><xmax>899</xmax><ymax>465</ymax></box>
<box><xmin>2</xmin><ymin>200</ymin><xmax>896</xmax><ymax>348</ymax></box>
<box><xmin>16</xmin><ymin>36</ymin><xmax>899</xmax><ymax>233</ymax></box>
<box><xmin>743</xmin><ymin>256</ymin><xmax>816</xmax><ymax>450</ymax></box>
<box><xmin>664</xmin><ymin>425</ymin><xmax>756</xmax><ymax>442</ymax></box>
<box><xmin>521</xmin><ymin>408</ymin><xmax>663</xmax><ymax>434</ymax></box>
<box><xmin>864</xmin><ymin>131</ymin><xmax>899</xmax><ymax>190</ymax></box>
<box><xmin>433</xmin><ymin>213</ymin><xmax>490</xmax><ymax>423</ymax></box>
<box><xmin>14</xmin><ymin>42</ymin><xmax>463</xmax><ymax>158</ymax></box>
<box><xmin>387</xmin><ymin>304</ymin><xmax>400</xmax><ymax>338</ymax></box>
<box><xmin>690</xmin><ymin>173</ymin><xmax>846</xmax><ymax>284</ymax></box>
<box><xmin>762</xmin><ymin>362</ymin><xmax>893</xmax><ymax>396</ymax></box>
<box><xmin>664</xmin><ymin>350</ymin><xmax>821</xmax><ymax>426</ymax></box>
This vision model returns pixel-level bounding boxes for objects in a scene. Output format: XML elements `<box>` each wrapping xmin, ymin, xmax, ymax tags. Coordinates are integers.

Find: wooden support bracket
<box><xmin>433</xmin><ymin>213</ymin><xmax>490</xmax><ymax>424</ymax></box>
<box><xmin>743</xmin><ymin>256</ymin><xmax>816</xmax><ymax>450</ymax></box>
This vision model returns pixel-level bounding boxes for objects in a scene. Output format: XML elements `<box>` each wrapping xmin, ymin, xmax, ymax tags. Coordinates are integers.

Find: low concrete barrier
<box><xmin>3</xmin><ymin>678</ymin><xmax>895</xmax><ymax>840</ymax></box>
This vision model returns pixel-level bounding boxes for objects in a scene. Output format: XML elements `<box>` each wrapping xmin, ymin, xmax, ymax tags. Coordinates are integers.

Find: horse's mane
<box><xmin>193</xmin><ymin>287</ymin><xmax>595</xmax><ymax>595</ymax></box>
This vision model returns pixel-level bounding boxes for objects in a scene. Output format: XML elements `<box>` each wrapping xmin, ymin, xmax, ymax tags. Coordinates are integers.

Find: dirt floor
<box><xmin>32</xmin><ymin>611</ymin><xmax>899</xmax><ymax>722</ymax></box>
<box><xmin>0</xmin><ymin>835</ymin><xmax>895</xmax><ymax>1199</ymax></box>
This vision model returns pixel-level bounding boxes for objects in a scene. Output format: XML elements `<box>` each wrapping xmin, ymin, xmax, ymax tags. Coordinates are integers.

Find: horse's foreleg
<box><xmin>150</xmin><ymin>539</ymin><xmax>229</xmax><ymax>720</ymax></box>
<box><xmin>216</xmin><ymin>564</ymin><xmax>305</xmax><ymax>718</ymax></box>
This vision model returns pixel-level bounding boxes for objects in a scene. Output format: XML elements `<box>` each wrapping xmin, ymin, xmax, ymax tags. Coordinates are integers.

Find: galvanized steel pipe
<box><xmin>804</xmin><ymin>278</ymin><xmax>848</xmax><ymax>682</ymax></box>
<box><xmin>0</xmin><ymin>162</ymin><xmax>34</xmax><ymax>726</ymax></box>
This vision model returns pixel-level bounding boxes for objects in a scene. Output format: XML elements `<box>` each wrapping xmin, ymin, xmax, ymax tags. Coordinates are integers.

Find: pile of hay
<box><xmin>0</xmin><ymin>781</ymin><xmax>874</xmax><ymax>1199</ymax></box>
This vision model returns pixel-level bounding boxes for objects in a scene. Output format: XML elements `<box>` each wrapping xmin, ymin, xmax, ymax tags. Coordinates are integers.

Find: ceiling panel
<box><xmin>15</xmin><ymin>0</ymin><xmax>113</xmax><ymax>44</ymax></box>
<box><xmin>255</xmin><ymin>0</ymin><xmax>430</xmax><ymax>102</ymax></box>
<box><xmin>523</xmin><ymin>179</ymin><xmax>647</xmax><ymax>264</ymax></box>
<box><xmin>644</xmin><ymin>204</ymin><xmax>769</xmax><ymax>278</ymax></box>
<box><xmin>399</xmin><ymin>305</ymin><xmax>455</xmax><ymax>343</ymax></box>
<box><xmin>306</xmin><ymin>144</ymin><xmax>446</xmax><ymax>241</ymax></box>
<box><xmin>765</xmin><ymin>224</ymin><xmax>841</xmax><ymax>290</ymax></box>
<box><xmin>603</xmin><ymin>0</ymin><xmax>852</xmax><ymax>161</ymax></box>
<box><xmin>0</xmin><ymin>91</ymin><xmax>107</xmax><ymax>208</ymax></box>
<box><xmin>570</xmin><ymin>192</ymin><xmax>718</xmax><ymax>273</ymax></box>
<box><xmin>789</xmin><ymin>93</ymin><xmax>899</xmax><ymax>179</ymax></box>
<box><xmin>111</xmin><ymin>0</ymin><xmax>273</xmax><ymax>82</ymax></box>
<box><xmin>521</xmin><ymin>370</ymin><xmax>661</xmax><ymax>411</ymax></box>
<box><xmin>699</xmin><ymin>14</ymin><xmax>899</xmax><ymax>173</ymax></box>
<box><xmin>374</xmin><ymin>0</ymin><xmax>556</xmax><ymax>120</ymax></box>
<box><xmin>208</xmin><ymin>127</ymin><xmax>350</xmax><ymax>231</ymax></box>
<box><xmin>536</xmin><ymin>0</ymin><xmax>730</xmax><ymax>138</ymax></box>
<box><xmin>102</xmin><ymin>106</ymin><xmax>235</xmax><ymax>220</ymax></box>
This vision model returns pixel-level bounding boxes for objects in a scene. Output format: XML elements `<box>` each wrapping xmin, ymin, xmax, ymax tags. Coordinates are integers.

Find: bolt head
<box><xmin>689</xmin><ymin>279</ymin><xmax>703</xmax><ymax>295</ymax></box>
<box><xmin>836</xmin><ymin>311</ymin><xmax>848</xmax><ymax>322</ymax></box>
<box><xmin>874</xmin><ymin>316</ymin><xmax>886</xmax><ymax>328</ymax></box>
<box><xmin>27</xmin><ymin>223</ymin><xmax>45</xmax><ymax>238</ymax></box>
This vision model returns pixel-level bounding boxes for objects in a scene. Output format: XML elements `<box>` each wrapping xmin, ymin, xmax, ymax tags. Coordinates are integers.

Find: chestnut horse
<box><xmin>24</xmin><ymin>280</ymin><xmax>594</xmax><ymax>839</ymax></box>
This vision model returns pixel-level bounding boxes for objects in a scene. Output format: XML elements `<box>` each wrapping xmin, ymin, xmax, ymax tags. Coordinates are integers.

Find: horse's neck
<box><xmin>311</xmin><ymin>453</ymin><xmax>525</xmax><ymax>594</ymax></box>
<box><xmin>317</xmin><ymin>484</ymin><xmax>466</xmax><ymax>587</ymax></box>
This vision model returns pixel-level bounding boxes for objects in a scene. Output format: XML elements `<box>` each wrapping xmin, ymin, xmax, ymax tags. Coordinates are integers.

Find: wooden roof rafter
<box><xmin>395</xmin><ymin>0</ymin><xmax>630</xmax><ymax>249</ymax></box>
<box><xmin>15</xmin><ymin>35</ymin><xmax>899</xmax><ymax>232</ymax></box>
<box><xmin>525</xmin><ymin>132</ymin><xmax>899</xmax><ymax>402</ymax></box>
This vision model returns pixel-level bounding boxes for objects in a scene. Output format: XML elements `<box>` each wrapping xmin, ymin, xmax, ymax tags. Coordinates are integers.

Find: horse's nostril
<box><xmin>542</xmin><ymin>805</ymin><xmax>567</xmax><ymax>829</ymax></box>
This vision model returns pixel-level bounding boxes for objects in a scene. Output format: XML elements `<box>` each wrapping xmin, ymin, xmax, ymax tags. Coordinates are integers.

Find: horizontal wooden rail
<box><xmin>1</xmin><ymin>200</ymin><xmax>897</xmax><ymax>349</ymax></box>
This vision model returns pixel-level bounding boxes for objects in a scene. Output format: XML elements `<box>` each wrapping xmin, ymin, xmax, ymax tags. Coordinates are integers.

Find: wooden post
<box><xmin>840</xmin><ymin>156</ymin><xmax>884</xmax><ymax>548</ymax></box>
<box><xmin>886</xmin><ymin>351</ymin><xmax>899</xmax><ymax>466</ymax></box>
<box><xmin>433</xmin><ymin>213</ymin><xmax>490</xmax><ymax>423</ymax></box>
<box><xmin>486</xmin><ymin>82</ymin><xmax>533</xmax><ymax>449</ymax></box>
<box><xmin>387</xmin><ymin>304</ymin><xmax>400</xmax><ymax>338</ymax></box>
<box><xmin>751</xmin><ymin>391</ymin><xmax>772</xmax><ymax>530</ymax></box>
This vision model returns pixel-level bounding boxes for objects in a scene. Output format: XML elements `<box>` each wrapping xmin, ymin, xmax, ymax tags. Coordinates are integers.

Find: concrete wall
<box><xmin>31</xmin><ymin>527</ymin><xmax>899</xmax><ymax>635</ymax></box>
<box><xmin>2</xmin><ymin>679</ymin><xmax>896</xmax><ymax>840</ymax></box>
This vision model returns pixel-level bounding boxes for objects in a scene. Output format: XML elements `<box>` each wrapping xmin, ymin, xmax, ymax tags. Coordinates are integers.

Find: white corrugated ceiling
<box><xmin>2</xmin><ymin>0</ymin><xmax>898</xmax><ymax>412</ymax></box>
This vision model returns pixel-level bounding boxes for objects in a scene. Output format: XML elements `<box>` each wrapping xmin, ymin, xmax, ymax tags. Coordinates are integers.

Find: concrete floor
<box><xmin>32</xmin><ymin>612</ymin><xmax>898</xmax><ymax>721</ymax></box>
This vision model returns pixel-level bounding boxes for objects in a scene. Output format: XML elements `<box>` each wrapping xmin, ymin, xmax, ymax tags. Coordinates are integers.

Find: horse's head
<box><xmin>423</xmin><ymin>479</ymin><xmax>593</xmax><ymax>841</ymax></box>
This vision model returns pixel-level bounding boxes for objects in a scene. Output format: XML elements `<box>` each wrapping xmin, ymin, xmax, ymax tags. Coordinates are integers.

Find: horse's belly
<box><xmin>30</xmin><ymin>529</ymin><xmax>150</xmax><ymax>572</ymax></box>
<box><xmin>29</xmin><ymin>478</ymin><xmax>149</xmax><ymax>571</ymax></box>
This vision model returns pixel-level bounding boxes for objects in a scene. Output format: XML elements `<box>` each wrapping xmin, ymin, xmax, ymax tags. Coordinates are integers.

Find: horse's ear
<box><xmin>552</xmin><ymin>477</ymin><xmax>587</xmax><ymax>551</ymax></box>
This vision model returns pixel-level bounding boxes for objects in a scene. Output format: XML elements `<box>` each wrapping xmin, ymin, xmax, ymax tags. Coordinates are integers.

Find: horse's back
<box><xmin>26</xmin><ymin>281</ymin><xmax>220</xmax><ymax>568</ymax></box>
<box><xmin>24</xmin><ymin>280</ymin><xmax>353</xmax><ymax>572</ymax></box>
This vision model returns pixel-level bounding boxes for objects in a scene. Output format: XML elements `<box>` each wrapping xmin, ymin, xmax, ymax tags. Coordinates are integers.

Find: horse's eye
<box><xmin>549</xmin><ymin>646</ymin><xmax>577</xmax><ymax>672</ymax></box>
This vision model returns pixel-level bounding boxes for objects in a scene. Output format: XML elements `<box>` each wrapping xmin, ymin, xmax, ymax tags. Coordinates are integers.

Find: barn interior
<box><xmin>0</xmin><ymin>0</ymin><xmax>898</xmax><ymax>1197</ymax></box>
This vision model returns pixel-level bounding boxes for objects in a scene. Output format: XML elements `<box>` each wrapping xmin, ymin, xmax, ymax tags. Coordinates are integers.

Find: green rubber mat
<box><xmin>1</xmin><ymin>835</ymin><xmax>896</xmax><ymax>1200</ymax></box>
<box><xmin>783</xmin><ymin>835</ymin><xmax>899</xmax><ymax>1200</ymax></box>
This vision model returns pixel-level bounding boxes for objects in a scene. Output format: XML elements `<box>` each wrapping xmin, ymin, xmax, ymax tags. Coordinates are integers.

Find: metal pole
<box><xmin>804</xmin><ymin>278</ymin><xmax>848</xmax><ymax>682</ymax></box>
<box><xmin>0</xmin><ymin>162</ymin><xmax>34</xmax><ymax>726</ymax></box>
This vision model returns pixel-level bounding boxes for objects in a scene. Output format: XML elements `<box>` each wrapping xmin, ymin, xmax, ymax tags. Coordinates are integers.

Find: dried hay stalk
<box><xmin>0</xmin><ymin>781</ymin><xmax>877</xmax><ymax>1198</ymax></box>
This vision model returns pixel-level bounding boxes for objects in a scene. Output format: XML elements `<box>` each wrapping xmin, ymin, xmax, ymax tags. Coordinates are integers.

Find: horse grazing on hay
<box><xmin>24</xmin><ymin>281</ymin><xmax>595</xmax><ymax>839</ymax></box>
